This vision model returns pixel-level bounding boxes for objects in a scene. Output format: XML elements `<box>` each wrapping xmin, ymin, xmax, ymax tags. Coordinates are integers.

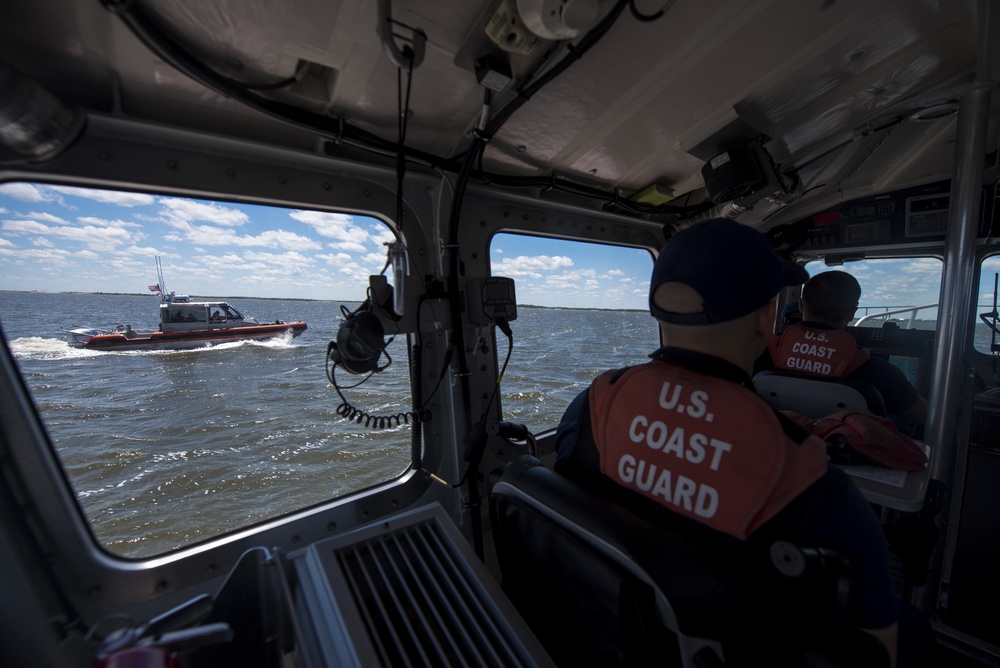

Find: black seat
<box><xmin>488</xmin><ymin>455</ymin><xmax>888</xmax><ymax>667</ymax></box>
<box><xmin>753</xmin><ymin>370</ymin><xmax>887</xmax><ymax>417</ymax></box>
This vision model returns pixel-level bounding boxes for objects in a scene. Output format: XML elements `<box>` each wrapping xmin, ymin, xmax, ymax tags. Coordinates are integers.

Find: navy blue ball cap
<box><xmin>649</xmin><ymin>219</ymin><xmax>809</xmax><ymax>325</ymax></box>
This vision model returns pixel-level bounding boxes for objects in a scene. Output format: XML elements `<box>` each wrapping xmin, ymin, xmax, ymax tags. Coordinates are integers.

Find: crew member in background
<box><xmin>553</xmin><ymin>219</ymin><xmax>923</xmax><ymax>666</ymax></box>
<box><xmin>758</xmin><ymin>271</ymin><xmax>927</xmax><ymax>429</ymax></box>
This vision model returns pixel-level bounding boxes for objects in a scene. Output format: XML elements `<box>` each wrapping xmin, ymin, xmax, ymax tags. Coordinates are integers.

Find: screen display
<box><xmin>889</xmin><ymin>355</ymin><xmax>921</xmax><ymax>387</ymax></box>
<box><xmin>910</xmin><ymin>196</ymin><xmax>949</xmax><ymax>213</ymax></box>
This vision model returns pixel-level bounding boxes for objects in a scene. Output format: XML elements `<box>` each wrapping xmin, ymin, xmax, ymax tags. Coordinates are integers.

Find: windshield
<box><xmin>0</xmin><ymin>182</ymin><xmax>412</xmax><ymax>558</ymax></box>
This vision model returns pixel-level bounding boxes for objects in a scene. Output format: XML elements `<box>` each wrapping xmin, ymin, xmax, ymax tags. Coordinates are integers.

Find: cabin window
<box><xmin>0</xmin><ymin>182</ymin><xmax>411</xmax><ymax>557</ymax></box>
<box><xmin>490</xmin><ymin>233</ymin><xmax>658</xmax><ymax>432</ymax></box>
<box><xmin>804</xmin><ymin>257</ymin><xmax>943</xmax><ymax>389</ymax></box>
<box><xmin>169</xmin><ymin>307</ymin><xmax>207</xmax><ymax>323</ymax></box>
<box><xmin>804</xmin><ymin>258</ymin><xmax>943</xmax><ymax>328</ymax></box>
<box><xmin>976</xmin><ymin>254</ymin><xmax>1000</xmax><ymax>356</ymax></box>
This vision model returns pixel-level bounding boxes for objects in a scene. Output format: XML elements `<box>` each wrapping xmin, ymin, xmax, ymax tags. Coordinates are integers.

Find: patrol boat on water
<box><xmin>63</xmin><ymin>296</ymin><xmax>307</xmax><ymax>351</ymax></box>
<box><xmin>63</xmin><ymin>260</ymin><xmax>307</xmax><ymax>351</ymax></box>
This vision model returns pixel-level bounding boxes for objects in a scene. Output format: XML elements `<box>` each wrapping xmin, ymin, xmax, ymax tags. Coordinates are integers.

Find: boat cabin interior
<box><xmin>162</xmin><ymin>303</ymin><xmax>244</xmax><ymax>326</ymax></box>
<box><xmin>2</xmin><ymin>0</ymin><xmax>1000</xmax><ymax>666</ymax></box>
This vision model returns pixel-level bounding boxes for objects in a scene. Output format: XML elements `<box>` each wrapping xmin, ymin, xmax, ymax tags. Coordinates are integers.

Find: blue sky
<box><xmin>0</xmin><ymin>181</ymin><xmax>992</xmax><ymax>313</ymax></box>
<box><xmin>0</xmin><ymin>182</ymin><xmax>654</xmax><ymax>308</ymax></box>
<box><xmin>0</xmin><ymin>182</ymin><xmax>395</xmax><ymax>301</ymax></box>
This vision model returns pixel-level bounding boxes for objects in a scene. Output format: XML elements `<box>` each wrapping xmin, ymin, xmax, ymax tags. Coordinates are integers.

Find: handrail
<box><xmin>852</xmin><ymin>303</ymin><xmax>939</xmax><ymax>328</ymax></box>
<box><xmin>377</xmin><ymin>0</ymin><xmax>426</xmax><ymax>70</ymax></box>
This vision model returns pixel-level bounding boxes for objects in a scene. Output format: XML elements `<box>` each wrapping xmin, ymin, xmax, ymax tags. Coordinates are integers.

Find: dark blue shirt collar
<box><xmin>798</xmin><ymin>321</ymin><xmax>839</xmax><ymax>330</ymax></box>
<box><xmin>648</xmin><ymin>346</ymin><xmax>753</xmax><ymax>388</ymax></box>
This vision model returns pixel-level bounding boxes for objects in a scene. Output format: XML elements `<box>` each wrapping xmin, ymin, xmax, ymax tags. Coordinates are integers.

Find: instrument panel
<box><xmin>797</xmin><ymin>181</ymin><xmax>995</xmax><ymax>252</ymax></box>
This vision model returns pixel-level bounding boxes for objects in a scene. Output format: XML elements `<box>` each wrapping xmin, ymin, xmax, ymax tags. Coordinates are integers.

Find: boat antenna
<box><xmin>155</xmin><ymin>255</ymin><xmax>168</xmax><ymax>303</ymax></box>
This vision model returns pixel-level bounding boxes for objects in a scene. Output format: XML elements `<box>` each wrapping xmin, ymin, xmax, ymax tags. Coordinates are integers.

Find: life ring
<box><xmin>116</xmin><ymin>325</ymin><xmax>125</xmax><ymax>333</ymax></box>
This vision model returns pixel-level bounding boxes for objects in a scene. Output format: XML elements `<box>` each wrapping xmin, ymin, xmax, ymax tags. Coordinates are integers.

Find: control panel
<box><xmin>797</xmin><ymin>181</ymin><xmax>994</xmax><ymax>252</ymax></box>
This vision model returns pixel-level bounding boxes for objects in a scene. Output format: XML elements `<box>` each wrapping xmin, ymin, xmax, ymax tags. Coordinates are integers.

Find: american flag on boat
<box><xmin>148</xmin><ymin>284</ymin><xmax>161</xmax><ymax>294</ymax></box>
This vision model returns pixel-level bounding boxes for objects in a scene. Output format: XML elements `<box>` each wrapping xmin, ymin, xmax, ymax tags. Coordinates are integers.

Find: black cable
<box><xmin>452</xmin><ymin>320</ymin><xmax>515</xmax><ymax>490</ymax></box>
<box><xmin>409</xmin><ymin>341</ymin><xmax>423</xmax><ymax>470</ymax></box>
<box><xmin>482</xmin><ymin>320</ymin><xmax>514</xmax><ymax>420</ymax></box>
<box><xmin>483</xmin><ymin>0</ymin><xmax>631</xmax><ymax>138</ymax></box>
<box><xmin>473</xmin><ymin>170</ymin><xmax>714</xmax><ymax>215</ymax></box>
<box><xmin>396</xmin><ymin>56</ymin><xmax>415</xmax><ymax>231</ymax></box>
<box><xmin>103</xmin><ymin>0</ymin><xmax>707</xmax><ymax>219</ymax></box>
<box><xmin>326</xmin><ymin>355</ymin><xmax>417</xmax><ymax>429</ymax></box>
<box><xmin>100</xmin><ymin>0</ymin><xmax>446</xmax><ymax>169</ymax></box>
<box><xmin>445</xmin><ymin>1</ymin><xmax>631</xmax><ymax>505</ymax></box>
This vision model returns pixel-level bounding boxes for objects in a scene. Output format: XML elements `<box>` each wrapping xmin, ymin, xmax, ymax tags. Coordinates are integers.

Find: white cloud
<box><xmin>159</xmin><ymin>198</ymin><xmax>250</xmax><ymax>227</ymax></box>
<box><xmin>1</xmin><ymin>219</ymin><xmax>133</xmax><ymax>251</ymax></box>
<box><xmin>48</xmin><ymin>185</ymin><xmax>156</xmax><ymax>207</ymax></box>
<box><xmin>125</xmin><ymin>244</ymin><xmax>163</xmax><ymax>256</ymax></box>
<box><xmin>242</xmin><ymin>250</ymin><xmax>314</xmax><ymax>267</ymax></box>
<box><xmin>251</xmin><ymin>229</ymin><xmax>321</xmax><ymax>251</ymax></box>
<box><xmin>23</xmin><ymin>212</ymin><xmax>71</xmax><ymax>224</ymax></box>
<box><xmin>0</xmin><ymin>183</ymin><xmax>50</xmax><ymax>202</ymax></box>
<box><xmin>491</xmin><ymin>255</ymin><xmax>574</xmax><ymax>278</ymax></box>
<box><xmin>372</xmin><ymin>227</ymin><xmax>397</xmax><ymax>246</ymax></box>
<box><xmin>562</xmin><ymin>268</ymin><xmax>597</xmax><ymax>279</ymax></box>
<box><xmin>330</xmin><ymin>240</ymin><xmax>368</xmax><ymax>254</ymax></box>
<box><xmin>317</xmin><ymin>252</ymin><xmax>355</xmax><ymax>266</ymax></box>
<box><xmin>0</xmin><ymin>237</ymin><xmax>13</xmax><ymax>248</ymax></box>
<box><xmin>289</xmin><ymin>210</ymin><xmax>360</xmax><ymax>240</ymax></box>
<box><xmin>362</xmin><ymin>252</ymin><xmax>386</xmax><ymax>267</ymax></box>
<box><xmin>78</xmin><ymin>216</ymin><xmax>142</xmax><ymax>229</ymax></box>
<box><xmin>166</xmin><ymin>222</ymin><xmax>320</xmax><ymax>251</ymax></box>
<box><xmin>0</xmin><ymin>246</ymin><xmax>74</xmax><ymax>265</ymax></box>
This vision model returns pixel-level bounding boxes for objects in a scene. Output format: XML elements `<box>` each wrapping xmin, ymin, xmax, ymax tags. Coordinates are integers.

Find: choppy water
<box><xmin>0</xmin><ymin>291</ymin><xmax>658</xmax><ymax>557</ymax></box>
<box><xmin>3</xmin><ymin>291</ymin><xmax>995</xmax><ymax>558</ymax></box>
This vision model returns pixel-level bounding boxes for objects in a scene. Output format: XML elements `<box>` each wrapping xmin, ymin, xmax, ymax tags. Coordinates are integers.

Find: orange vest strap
<box><xmin>589</xmin><ymin>361</ymin><xmax>827</xmax><ymax>540</ymax></box>
<box><xmin>769</xmin><ymin>325</ymin><xmax>870</xmax><ymax>377</ymax></box>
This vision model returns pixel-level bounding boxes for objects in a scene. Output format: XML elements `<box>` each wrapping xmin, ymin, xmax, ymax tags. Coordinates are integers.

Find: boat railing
<box><xmin>853</xmin><ymin>304</ymin><xmax>939</xmax><ymax>329</ymax></box>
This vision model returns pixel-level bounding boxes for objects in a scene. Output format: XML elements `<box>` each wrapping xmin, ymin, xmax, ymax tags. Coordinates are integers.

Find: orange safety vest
<box><xmin>589</xmin><ymin>360</ymin><xmax>828</xmax><ymax>540</ymax></box>
<box><xmin>768</xmin><ymin>324</ymin><xmax>870</xmax><ymax>377</ymax></box>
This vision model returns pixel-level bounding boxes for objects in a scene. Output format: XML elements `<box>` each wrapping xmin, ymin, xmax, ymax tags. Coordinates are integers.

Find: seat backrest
<box><xmin>753</xmin><ymin>370</ymin><xmax>887</xmax><ymax>418</ymax></box>
<box><xmin>488</xmin><ymin>456</ymin><xmax>888</xmax><ymax>668</ymax></box>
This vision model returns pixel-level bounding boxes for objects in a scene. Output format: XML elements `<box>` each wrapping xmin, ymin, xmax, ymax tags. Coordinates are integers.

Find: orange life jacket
<box><xmin>769</xmin><ymin>324</ymin><xmax>870</xmax><ymax>377</ymax></box>
<box><xmin>589</xmin><ymin>360</ymin><xmax>828</xmax><ymax>540</ymax></box>
<box><xmin>810</xmin><ymin>410</ymin><xmax>928</xmax><ymax>471</ymax></box>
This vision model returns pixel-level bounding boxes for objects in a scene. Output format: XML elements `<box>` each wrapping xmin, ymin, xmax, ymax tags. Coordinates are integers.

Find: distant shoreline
<box><xmin>0</xmin><ymin>290</ymin><xmax>646</xmax><ymax>312</ymax></box>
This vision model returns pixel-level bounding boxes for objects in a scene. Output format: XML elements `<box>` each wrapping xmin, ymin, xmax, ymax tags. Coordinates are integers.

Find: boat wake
<box><xmin>10</xmin><ymin>330</ymin><xmax>301</xmax><ymax>360</ymax></box>
<box><xmin>9</xmin><ymin>337</ymin><xmax>105</xmax><ymax>360</ymax></box>
<box><xmin>248</xmin><ymin>330</ymin><xmax>300</xmax><ymax>348</ymax></box>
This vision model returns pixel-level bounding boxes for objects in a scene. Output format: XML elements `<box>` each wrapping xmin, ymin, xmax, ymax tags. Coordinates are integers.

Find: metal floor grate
<box><xmin>291</xmin><ymin>504</ymin><xmax>552</xmax><ymax>668</ymax></box>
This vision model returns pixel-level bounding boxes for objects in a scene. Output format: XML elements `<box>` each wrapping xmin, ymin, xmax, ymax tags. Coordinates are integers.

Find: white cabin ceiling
<box><xmin>0</xmin><ymin>0</ymin><xmax>994</xmax><ymax>226</ymax></box>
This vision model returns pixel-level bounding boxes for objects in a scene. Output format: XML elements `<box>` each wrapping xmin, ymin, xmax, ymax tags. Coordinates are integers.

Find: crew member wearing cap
<box><xmin>759</xmin><ymin>271</ymin><xmax>927</xmax><ymax>428</ymax></box>
<box><xmin>553</xmin><ymin>219</ymin><xmax>904</xmax><ymax>665</ymax></box>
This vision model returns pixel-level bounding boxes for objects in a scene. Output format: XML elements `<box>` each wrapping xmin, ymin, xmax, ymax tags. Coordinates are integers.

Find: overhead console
<box><xmin>796</xmin><ymin>181</ymin><xmax>996</xmax><ymax>253</ymax></box>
